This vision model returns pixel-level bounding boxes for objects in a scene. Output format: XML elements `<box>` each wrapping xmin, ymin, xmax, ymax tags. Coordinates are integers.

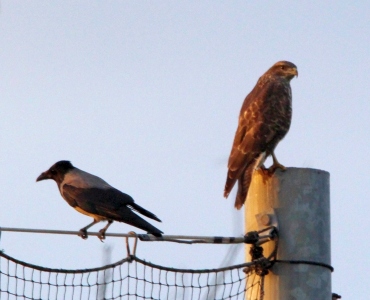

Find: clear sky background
<box><xmin>1</xmin><ymin>1</ymin><xmax>369</xmax><ymax>298</ymax></box>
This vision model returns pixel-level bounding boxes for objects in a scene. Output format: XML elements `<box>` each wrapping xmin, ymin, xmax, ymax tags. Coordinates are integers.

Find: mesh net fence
<box><xmin>0</xmin><ymin>250</ymin><xmax>264</xmax><ymax>300</ymax></box>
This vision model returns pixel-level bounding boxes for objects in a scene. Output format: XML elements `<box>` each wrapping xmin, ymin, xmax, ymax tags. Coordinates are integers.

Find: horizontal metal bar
<box><xmin>0</xmin><ymin>227</ymin><xmax>248</xmax><ymax>244</ymax></box>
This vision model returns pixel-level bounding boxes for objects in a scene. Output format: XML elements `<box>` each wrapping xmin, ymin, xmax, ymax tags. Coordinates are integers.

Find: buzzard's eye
<box><xmin>280</xmin><ymin>66</ymin><xmax>285</xmax><ymax>70</ymax></box>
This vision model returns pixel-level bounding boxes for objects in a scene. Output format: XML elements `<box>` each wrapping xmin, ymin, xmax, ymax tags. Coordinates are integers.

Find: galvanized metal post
<box><xmin>245</xmin><ymin>167</ymin><xmax>331</xmax><ymax>300</ymax></box>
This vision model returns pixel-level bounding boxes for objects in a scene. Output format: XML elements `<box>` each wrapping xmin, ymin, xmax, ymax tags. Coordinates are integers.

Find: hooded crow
<box><xmin>36</xmin><ymin>160</ymin><xmax>163</xmax><ymax>240</ymax></box>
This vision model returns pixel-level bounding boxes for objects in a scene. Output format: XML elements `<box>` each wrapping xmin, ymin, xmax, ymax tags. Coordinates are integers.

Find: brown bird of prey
<box><xmin>37</xmin><ymin>160</ymin><xmax>163</xmax><ymax>240</ymax></box>
<box><xmin>224</xmin><ymin>61</ymin><xmax>298</xmax><ymax>209</ymax></box>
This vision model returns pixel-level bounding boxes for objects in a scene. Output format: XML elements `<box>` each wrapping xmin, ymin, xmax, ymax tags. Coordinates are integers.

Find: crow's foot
<box><xmin>98</xmin><ymin>229</ymin><xmax>106</xmax><ymax>242</ymax></box>
<box><xmin>78</xmin><ymin>229</ymin><xmax>88</xmax><ymax>240</ymax></box>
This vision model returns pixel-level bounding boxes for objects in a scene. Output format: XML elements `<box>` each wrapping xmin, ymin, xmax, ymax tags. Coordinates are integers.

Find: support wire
<box><xmin>0</xmin><ymin>226</ymin><xmax>273</xmax><ymax>245</ymax></box>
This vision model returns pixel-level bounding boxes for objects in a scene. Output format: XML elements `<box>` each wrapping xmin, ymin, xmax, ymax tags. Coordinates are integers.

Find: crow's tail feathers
<box><xmin>129</xmin><ymin>203</ymin><xmax>162</xmax><ymax>222</ymax></box>
<box><xmin>121</xmin><ymin>211</ymin><xmax>163</xmax><ymax>237</ymax></box>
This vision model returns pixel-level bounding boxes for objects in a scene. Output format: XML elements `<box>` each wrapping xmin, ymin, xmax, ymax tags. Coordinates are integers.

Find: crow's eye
<box><xmin>50</xmin><ymin>169</ymin><xmax>57</xmax><ymax>175</ymax></box>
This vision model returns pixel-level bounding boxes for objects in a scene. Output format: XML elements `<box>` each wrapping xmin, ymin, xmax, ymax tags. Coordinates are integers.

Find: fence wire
<box><xmin>0</xmin><ymin>251</ymin><xmax>264</xmax><ymax>300</ymax></box>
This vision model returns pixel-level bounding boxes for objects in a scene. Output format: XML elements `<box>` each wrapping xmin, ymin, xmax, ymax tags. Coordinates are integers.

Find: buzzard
<box><xmin>37</xmin><ymin>161</ymin><xmax>163</xmax><ymax>240</ymax></box>
<box><xmin>224</xmin><ymin>61</ymin><xmax>298</xmax><ymax>209</ymax></box>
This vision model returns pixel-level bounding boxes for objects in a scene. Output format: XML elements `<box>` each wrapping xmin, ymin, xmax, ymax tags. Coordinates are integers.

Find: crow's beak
<box><xmin>36</xmin><ymin>171</ymin><xmax>50</xmax><ymax>182</ymax></box>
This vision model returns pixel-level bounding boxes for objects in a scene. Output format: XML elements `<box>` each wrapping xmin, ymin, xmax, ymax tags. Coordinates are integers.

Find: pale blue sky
<box><xmin>1</xmin><ymin>1</ymin><xmax>369</xmax><ymax>298</ymax></box>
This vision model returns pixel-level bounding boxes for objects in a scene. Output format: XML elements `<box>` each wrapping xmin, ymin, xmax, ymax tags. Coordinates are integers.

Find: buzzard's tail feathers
<box><xmin>234</xmin><ymin>164</ymin><xmax>254</xmax><ymax>210</ymax></box>
<box><xmin>224</xmin><ymin>171</ymin><xmax>238</xmax><ymax>199</ymax></box>
<box><xmin>129</xmin><ymin>203</ymin><xmax>162</xmax><ymax>222</ymax></box>
<box><xmin>234</xmin><ymin>195</ymin><xmax>245</xmax><ymax>210</ymax></box>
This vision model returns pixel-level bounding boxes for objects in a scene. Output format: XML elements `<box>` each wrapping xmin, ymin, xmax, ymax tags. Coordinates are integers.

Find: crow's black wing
<box><xmin>62</xmin><ymin>185</ymin><xmax>163</xmax><ymax>236</ymax></box>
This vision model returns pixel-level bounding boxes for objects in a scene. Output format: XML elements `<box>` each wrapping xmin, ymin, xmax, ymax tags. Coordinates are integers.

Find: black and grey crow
<box><xmin>36</xmin><ymin>160</ymin><xmax>163</xmax><ymax>240</ymax></box>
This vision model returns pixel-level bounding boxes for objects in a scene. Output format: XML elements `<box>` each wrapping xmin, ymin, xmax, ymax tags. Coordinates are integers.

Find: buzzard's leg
<box><xmin>98</xmin><ymin>220</ymin><xmax>114</xmax><ymax>241</ymax></box>
<box><xmin>256</xmin><ymin>153</ymin><xmax>269</xmax><ymax>175</ymax></box>
<box><xmin>258</xmin><ymin>165</ymin><xmax>271</xmax><ymax>182</ymax></box>
<box><xmin>268</xmin><ymin>152</ymin><xmax>286</xmax><ymax>173</ymax></box>
<box><xmin>79</xmin><ymin>219</ymin><xmax>100</xmax><ymax>240</ymax></box>
<box><xmin>259</xmin><ymin>164</ymin><xmax>269</xmax><ymax>174</ymax></box>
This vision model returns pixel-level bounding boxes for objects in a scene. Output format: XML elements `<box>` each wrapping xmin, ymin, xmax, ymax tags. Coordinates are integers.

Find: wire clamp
<box><xmin>125</xmin><ymin>231</ymin><xmax>138</xmax><ymax>260</ymax></box>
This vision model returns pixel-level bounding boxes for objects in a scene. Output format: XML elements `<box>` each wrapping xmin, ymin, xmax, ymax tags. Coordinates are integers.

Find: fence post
<box><xmin>245</xmin><ymin>167</ymin><xmax>331</xmax><ymax>299</ymax></box>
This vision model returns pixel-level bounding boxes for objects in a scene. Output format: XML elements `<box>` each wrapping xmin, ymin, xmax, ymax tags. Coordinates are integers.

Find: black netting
<box><xmin>0</xmin><ymin>251</ymin><xmax>263</xmax><ymax>300</ymax></box>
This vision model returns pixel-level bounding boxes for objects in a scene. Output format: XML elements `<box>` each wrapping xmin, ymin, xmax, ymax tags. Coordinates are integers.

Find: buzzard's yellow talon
<box><xmin>268</xmin><ymin>151</ymin><xmax>286</xmax><ymax>174</ymax></box>
<box><xmin>268</xmin><ymin>162</ymin><xmax>286</xmax><ymax>173</ymax></box>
